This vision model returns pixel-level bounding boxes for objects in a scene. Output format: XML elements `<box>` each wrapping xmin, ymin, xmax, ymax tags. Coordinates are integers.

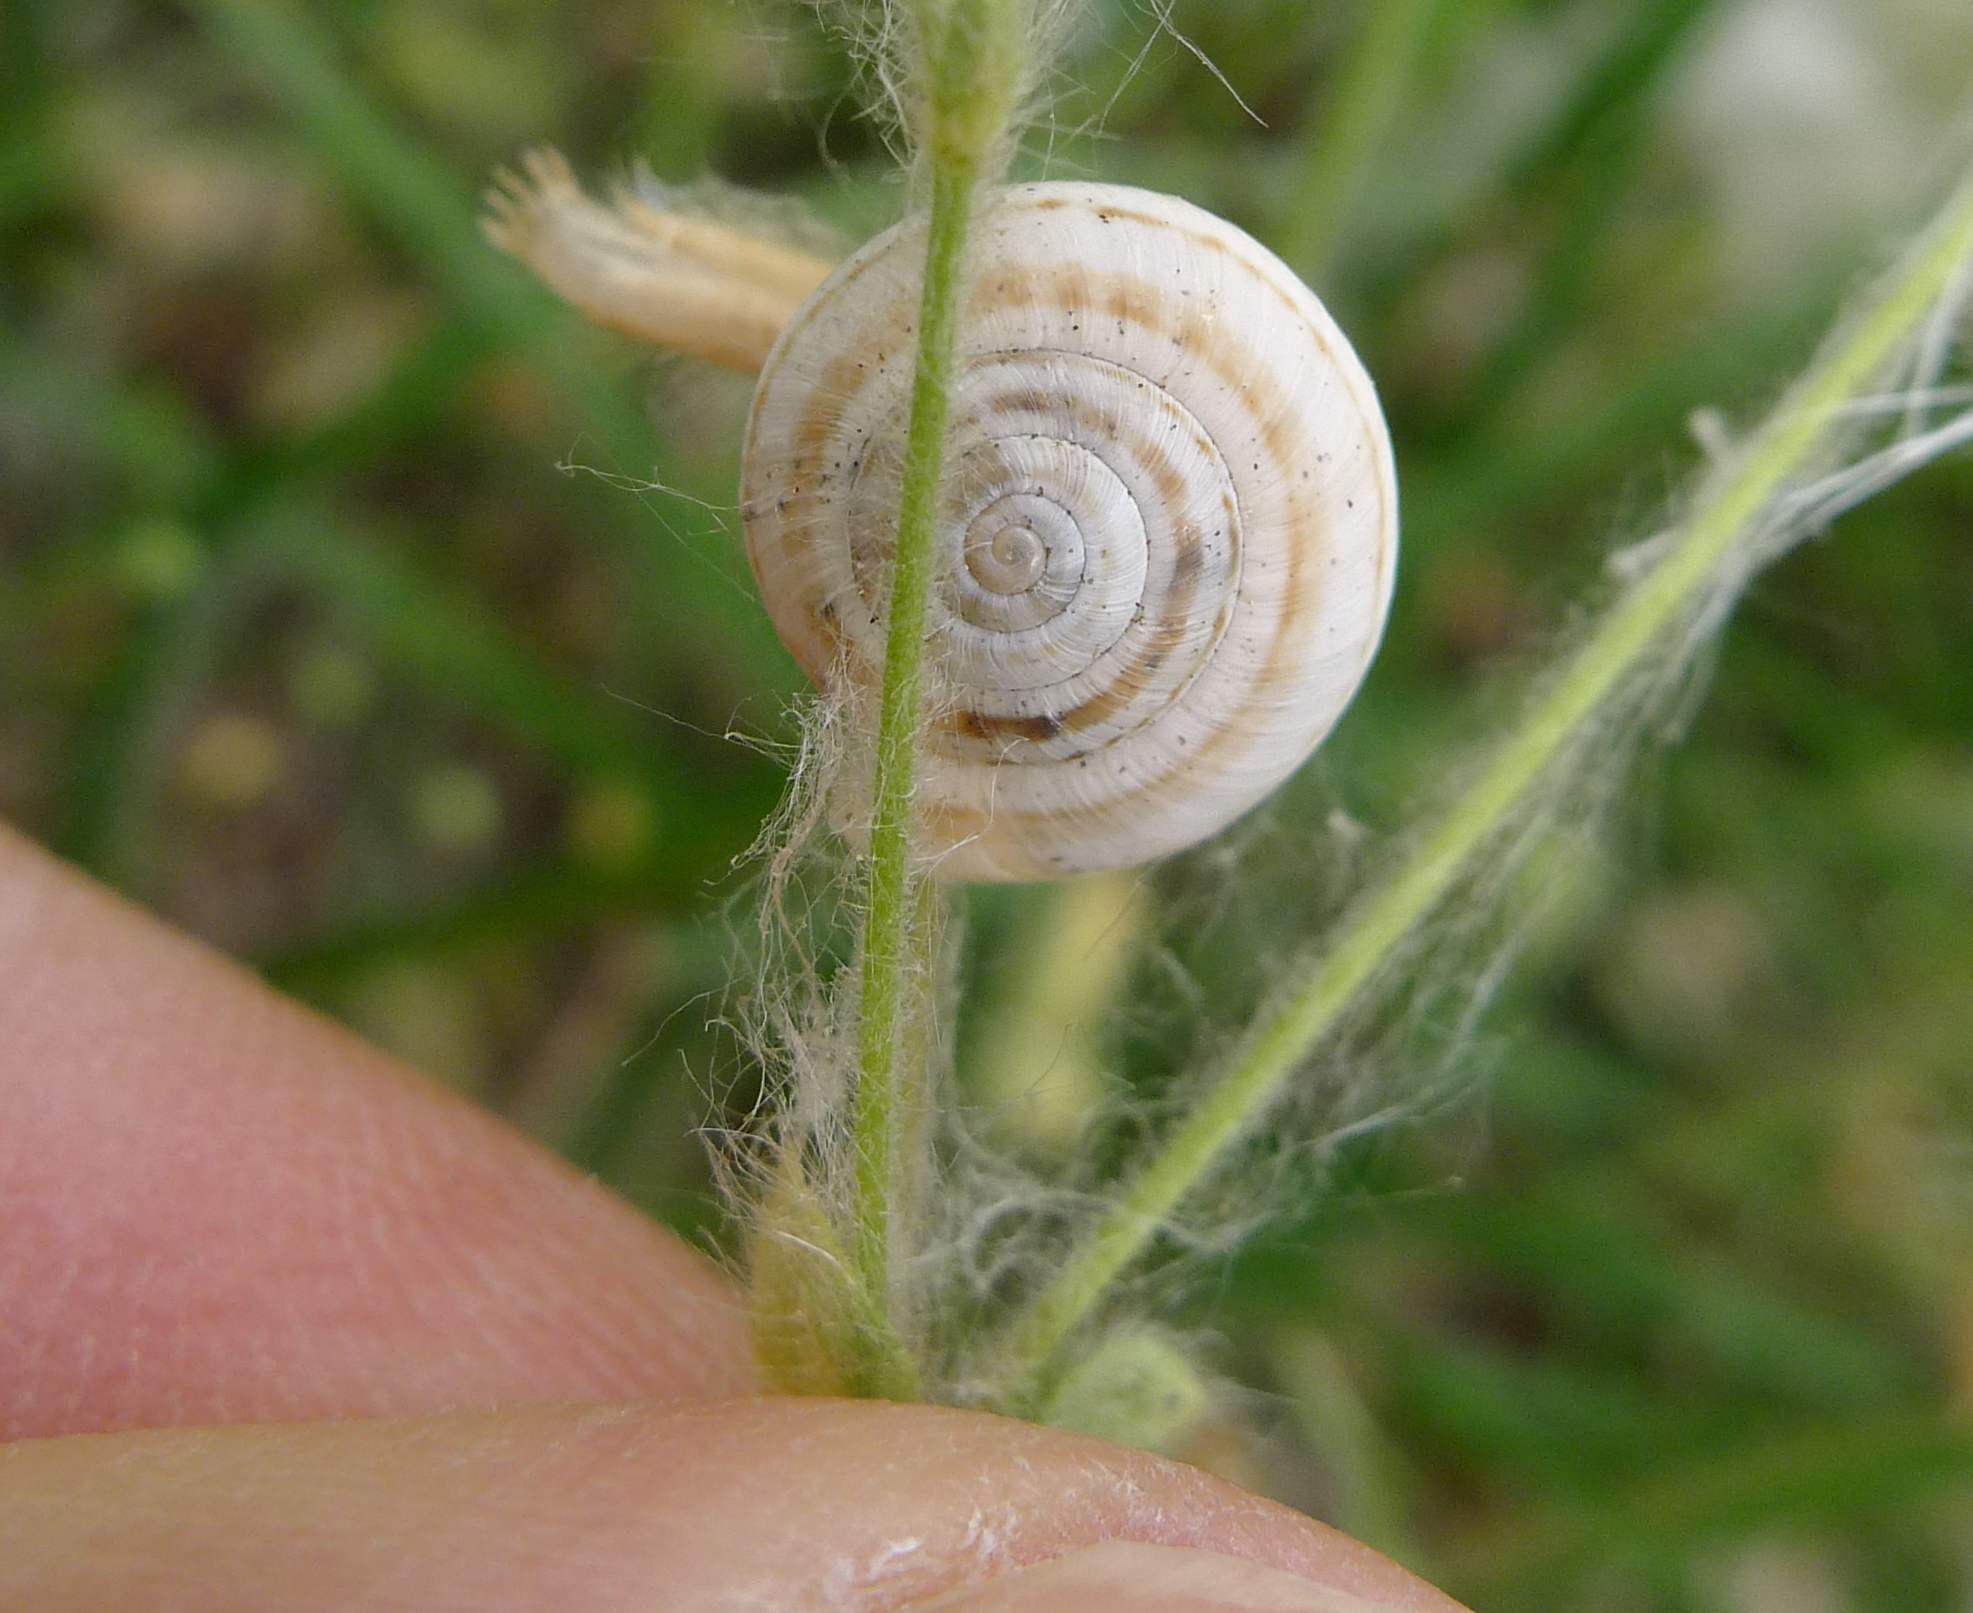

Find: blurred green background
<box><xmin>5</xmin><ymin>1</ymin><xmax>1973</xmax><ymax>1607</ymax></box>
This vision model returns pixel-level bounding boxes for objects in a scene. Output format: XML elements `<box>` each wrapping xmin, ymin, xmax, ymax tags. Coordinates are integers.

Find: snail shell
<box><xmin>741</xmin><ymin>182</ymin><xmax>1398</xmax><ymax>882</ymax></box>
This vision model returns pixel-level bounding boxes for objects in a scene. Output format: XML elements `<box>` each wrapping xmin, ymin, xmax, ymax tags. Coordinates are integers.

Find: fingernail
<box><xmin>905</xmin><ymin>1540</ymin><xmax>1412</xmax><ymax>1611</ymax></box>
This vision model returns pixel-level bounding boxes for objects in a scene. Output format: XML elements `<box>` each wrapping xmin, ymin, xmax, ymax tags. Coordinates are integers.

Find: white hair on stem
<box><xmin>804</xmin><ymin>0</ymin><xmax>1083</xmax><ymax>173</ymax></box>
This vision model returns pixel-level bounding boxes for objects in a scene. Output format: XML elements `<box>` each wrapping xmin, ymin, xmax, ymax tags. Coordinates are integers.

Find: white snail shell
<box><xmin>740</xmin><ymin>182</ymin><xmax>1398</xmax><ymax>882</ymax></box>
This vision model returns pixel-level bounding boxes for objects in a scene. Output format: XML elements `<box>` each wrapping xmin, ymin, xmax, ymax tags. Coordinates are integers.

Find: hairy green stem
<box><xmin>847</xmin><ymin>0</ymin><xmax>1024</xmax><ymax>1397</ymax></box>
<box><xmin>844</xmin><ymin>160</ymin><xmax>971</xmax><ymax>1401</ymax></box>
<box><xmin>1006</xmin><ymin>168</ymin><xmax>1973</xmax><ymax>1399</ymax></box>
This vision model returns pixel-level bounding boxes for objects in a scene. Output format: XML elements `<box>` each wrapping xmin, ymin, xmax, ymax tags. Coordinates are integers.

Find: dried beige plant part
<box><xmin>485</xmin><ymin>148</ymin><xmax>832</xmax><ymax>372</ymax></box>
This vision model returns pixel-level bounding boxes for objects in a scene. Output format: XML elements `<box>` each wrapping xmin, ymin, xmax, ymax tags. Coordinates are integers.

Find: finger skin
<box><xmin>0</xmin><ymin>1398</ymin><xmax>1469</xmax><ymax>1613</ymax></box>
<box><xmin>0</xmin><ymin>824</ymin><xmax>753</xmax><ymax>1438</ymax></box>
<box><xmin>916</xmin><ymin>1542</ymin><xmax>1427</xmax><ymax>1611</ymax></box>
<box><xmin>0</xmin><ymin>829</ymin><xmax>1476</xmax><ymax>1611</ymax></box>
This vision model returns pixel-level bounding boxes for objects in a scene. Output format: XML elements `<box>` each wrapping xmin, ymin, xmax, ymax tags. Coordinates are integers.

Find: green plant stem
<box><xmin>848</xmin><ymin>159</ymin><xmax>972</xmax><ymax>1289</ymax></box>
<box><xmin>1005</xmin><ymin>168</ymin><xmax>1973</xmax><ymax>1401</ymax></box>
<box><xmin>845</xmin><ymin>146</ymin><xmax>980</xmax><ymax>1408</ymax></box>
<box><xmin>841</xmin><ymin>0</ymin><xmax>1030</xmax><ymax>1399</ymax></box>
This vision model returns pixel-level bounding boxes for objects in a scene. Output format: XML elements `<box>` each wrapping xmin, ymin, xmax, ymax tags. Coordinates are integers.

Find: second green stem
<box><xmin>1004</xmin><ymin>166</ymin><xmax>1973</xmax><ymax>1403</ymax></box>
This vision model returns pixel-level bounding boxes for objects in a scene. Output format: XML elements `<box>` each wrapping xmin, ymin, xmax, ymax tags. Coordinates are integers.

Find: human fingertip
<box><xmin>904</xmin><ymin>1540</ymin><xmax>1456</xmax><ymax>1613</ymax></box>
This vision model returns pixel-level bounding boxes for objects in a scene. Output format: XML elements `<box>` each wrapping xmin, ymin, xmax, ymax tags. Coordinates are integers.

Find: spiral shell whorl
<box><xmin>741</xmin><ymin>182</ymin><xmax>1398</xmax><ymax>882</ymax></box>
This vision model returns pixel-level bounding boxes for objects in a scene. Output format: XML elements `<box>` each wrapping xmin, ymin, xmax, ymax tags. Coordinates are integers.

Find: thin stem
<box><xmin>1005</xmin><ymin>168</ymin><xmax>1973</xmax><ymax>1398</ymax></box>
<box><xmin>842</xmin><ymin>0</ymin><xmax>1031</xmax><ymax>1398</ymax></box>
<box><xmin>846</xmin><ymin>142</ymin><xmax>980</xmax><ymax>1402</ymax></box>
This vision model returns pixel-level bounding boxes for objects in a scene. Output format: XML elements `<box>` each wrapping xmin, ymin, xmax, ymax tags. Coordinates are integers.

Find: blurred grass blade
<box><xmin>1360</xmin><ymin>0</ymin><xmax>1718</xmax><ymax>318</ymax></box>
<box><xmin>1504</xmin><ymin>0</ymin><xmax>1718</xmax><ymax>192</ymax></box>
<box><xmin>1283</xmin><ymin>0</ymin><xmax>1439</xmax><ymax>279</ymax></box>
<box><xmin>185</xmin><ymin>0</ymin><xmax>784</xmax><ymax>675</ymax></box>
<box><xmin>1448</xmin><ymin>1414</ymin><xmax>1973</xmax><ymax>1603</ymax></box>
<box><xmin>1409</xmin><ymin>266</ymin><xmax>1844</xmax><ymax>546</ymax></box>
<box><xmin>1404</xmin><ymin>1186</ymin><xmax>1920</xmax><ymax>1409</ymax></box>
<box><xmin>271</xmin><ymin>515</ymin><xmax>693</xmax><ymax>798</ymax></box>
<box><xmin>1445</xmin><ymin>0</ymin><xmax>1723</xmax><ymax>427</ymax></box>
<box><xmin>62</xmin><ymin>499</ymin><xmax>764</xmax><ymax>901</ymax></box>
<box><xmin>261</xmin><ymin>860</ymin><xmax>694</xmax><ymax>991</ymax></box>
